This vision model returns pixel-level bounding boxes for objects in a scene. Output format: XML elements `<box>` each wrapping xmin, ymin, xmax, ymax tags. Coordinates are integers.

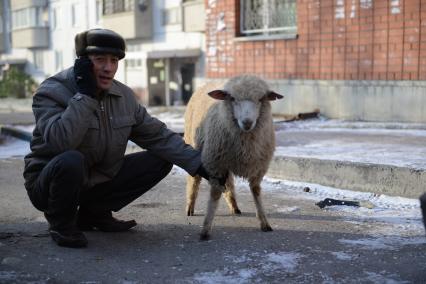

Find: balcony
<box><xmin>102</xmin><ymin>0</ymin><xmax>153</xmax><ymax>40</ymax></box>
<box><xmin>10</xmin><ymin>0</ymin><xmax>49</xmax><ymax>49</ymax></box>
<box><xmin>10</xmin><ymin>0</ymin><xmax>47</xmax><ymax>10</ymax></box>
<box><xmin>182</xmin><ymin>0</ymin><xmax>205</xmax><ymax>32</ymax></box>
<box><xmin>12</xmin><ymin>27</ymin><xmax>48</xmax><ymax>49</ymax></box>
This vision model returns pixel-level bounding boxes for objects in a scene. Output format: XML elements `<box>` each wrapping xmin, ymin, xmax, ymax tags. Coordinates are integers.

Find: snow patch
<box><xmin>339</xmin><ymin>236</ymin><xmax>426</xmax><ymax>250</ymax></box>
<box><xmin>331</xmin><ymin>251</ymin><xmax>353</xmax><ymax>261</ymax></box>
<box><xmin>192</xmin><ymin>251</ymin><xmax>302</xmax><ymax>283</ymax></box>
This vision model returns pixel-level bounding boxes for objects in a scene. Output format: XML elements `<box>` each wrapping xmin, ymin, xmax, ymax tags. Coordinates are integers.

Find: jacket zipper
<box><xmin>99</xmin><ymin>99</ymin><xmax>109</xmax><ymax>160</ymax></box>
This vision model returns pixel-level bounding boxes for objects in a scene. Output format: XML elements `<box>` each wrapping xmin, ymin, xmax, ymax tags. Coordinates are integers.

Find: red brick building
<box><xmin>203</xmin><ymin>0</ymin><xmax>426</xmax><ymax>122</ymax></box>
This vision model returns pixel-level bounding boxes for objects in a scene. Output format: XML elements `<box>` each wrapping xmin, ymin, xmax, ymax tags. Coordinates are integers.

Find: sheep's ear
<box><xmin>208</xmin><ymin>90</ymin><xmax>229</xmax><ymax>100</ymax></box>
<box><xmin>266</xmin><ymin>91</ymin><xmax>284</xmax><ymax>101</ymax></box>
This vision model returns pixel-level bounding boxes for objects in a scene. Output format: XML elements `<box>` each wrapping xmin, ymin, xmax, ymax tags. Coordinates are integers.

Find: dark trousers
<box><xmin>27</xmin><ymin>150</ymin><xmax>173</xmax><ymax>229</ymax></box>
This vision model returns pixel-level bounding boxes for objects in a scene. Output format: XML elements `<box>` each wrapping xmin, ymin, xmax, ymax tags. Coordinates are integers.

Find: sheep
<box><xmin>183</xmin><ymin>75</ymin><xmax>284</xmax><ymax>240</ymax></box>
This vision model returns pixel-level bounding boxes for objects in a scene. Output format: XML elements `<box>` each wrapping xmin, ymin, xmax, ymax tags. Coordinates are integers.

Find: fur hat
<box><xmin>75</xmin><ymin>29</ymin><xmax>126</xmax><ymax>59</ymax></box>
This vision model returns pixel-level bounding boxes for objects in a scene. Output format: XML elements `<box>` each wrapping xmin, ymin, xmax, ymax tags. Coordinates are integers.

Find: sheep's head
<box><xmin>208</xmin><ymin>75</ymin><xmax>283</xmax><ymax>132</ymax></box>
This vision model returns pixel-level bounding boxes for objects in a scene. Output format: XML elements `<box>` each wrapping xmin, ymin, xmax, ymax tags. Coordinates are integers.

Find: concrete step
<box><xmin>271</xmin><ymin>123</ymin><xmax>426</xmax><ymax>198</ymax></box>
<box><xmin>267</xmin><ymin>156</ymin><xmax>425</xmax><ymax>199</ymax></box>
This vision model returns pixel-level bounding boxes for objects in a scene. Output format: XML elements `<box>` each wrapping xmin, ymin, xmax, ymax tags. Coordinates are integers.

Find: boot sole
<box><xmin>49</xmin><ymin>230</ymin><xmax>88</xmax><ymax>248</ymax></box>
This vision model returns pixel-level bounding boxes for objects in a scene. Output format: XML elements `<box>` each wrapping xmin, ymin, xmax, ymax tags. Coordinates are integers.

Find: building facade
<box><xmin>0</xmin><ymin>0</ymin><xmax>206</xmax><ymax>106</ymax></box>
<box><xmin>0</xmin><ymin>0</ymin><xmax>100</xmax><ymax>83</ymax></box>
<box><xmin>102</xmin><ymin>0</ymin><xmax>206</xmax><ymax>106</ymax></box>
<box><xmin>204</xmin><ymin>0</ymin><xmax>426</xmax><ymax>122</ymax></box>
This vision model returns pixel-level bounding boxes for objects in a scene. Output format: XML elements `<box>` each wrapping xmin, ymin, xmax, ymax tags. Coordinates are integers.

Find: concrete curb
<box><xmin>267</xmin><ymin>156</ymin><xmax>426</xmax><ymax>199</ymax></box>
<box><xmin>1</xmin><ymin>125</ymin><xmax>424</xmax><ymax>199</ymax></box>
<box><xmin>1</xmin><ymin>126</ymin><xmax>32</xmax><ymax>142</ymax></box>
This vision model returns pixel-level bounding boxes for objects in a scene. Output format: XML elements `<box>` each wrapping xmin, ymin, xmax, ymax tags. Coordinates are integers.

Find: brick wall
<box><xmin>205</xmin><ymin>0</ymin><xmax>426</xmax><ymax>81</ymax></box>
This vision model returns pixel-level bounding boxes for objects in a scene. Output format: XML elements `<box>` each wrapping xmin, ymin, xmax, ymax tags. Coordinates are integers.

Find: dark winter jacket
<box><xmin>23</xmin><ymin>67</ymin><xmax>201</xmax><ymax>190</ymax></box>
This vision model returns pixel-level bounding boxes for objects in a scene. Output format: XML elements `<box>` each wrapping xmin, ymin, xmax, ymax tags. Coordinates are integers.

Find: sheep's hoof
<box><xmin>261</xmin><ymin>224</ymin><xmax>273</xmax><ymax>232</ymax></box>
<box><xmin>186</xmin><ymin>206</ymin><xmax>194</xmax><ymax>216</ymax></box>
<box><xmin>233</xmin><ymin>208</ymin><xmax>242</xmax><ymax>215</ymax></box>
<box><xmin>199</xmin><ymin>232</ymin><xmax>210</xmax><ymax>241</ymax></box>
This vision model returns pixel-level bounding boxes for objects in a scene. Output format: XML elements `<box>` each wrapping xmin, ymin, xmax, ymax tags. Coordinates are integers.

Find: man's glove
<box><xmin>196</xmin><ymin>164</ymin><xmax>227</xmax><ymax>186</ymax></box>
<box><xmin>74</xmin><ymin>57</ymin><xmax>97</xmax><ymax>97</ymax></box>
<box><xmin>196</xmin><ymin>164</ymin><xmax>210</xmax><ymax>181</ymax></box>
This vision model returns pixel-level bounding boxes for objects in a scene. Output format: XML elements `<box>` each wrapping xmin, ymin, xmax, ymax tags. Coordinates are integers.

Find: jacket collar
<box><xmin>107</xmin><ymin>82</ymin><xmax>123</xmax><ymax>97</ymax></box>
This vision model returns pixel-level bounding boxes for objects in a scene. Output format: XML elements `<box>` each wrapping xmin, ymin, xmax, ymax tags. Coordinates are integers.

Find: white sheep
<box><xmin>184</xmin><ymin>75</ymin><xmax>283</xmax><ymax>240</ymax></box>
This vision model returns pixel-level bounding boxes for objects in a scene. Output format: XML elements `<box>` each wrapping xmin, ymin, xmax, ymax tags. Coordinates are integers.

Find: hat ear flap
<box><xmin>75</xmin><ymin>31</ymin><xmax>88</xmax><ymax>57</ymax></box>
<box><xmin>208</xmin><ymin>90</ymin><xmax>229</xmax><ymax>100</ymax></box>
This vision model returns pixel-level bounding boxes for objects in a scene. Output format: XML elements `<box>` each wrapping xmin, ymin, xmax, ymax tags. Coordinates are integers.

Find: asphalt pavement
<box><xmin>0</xmin><ymin>159</ymin><xmax>425</xmax><ymax>283</ymax></box>
<box><xmin>0</xmin><ymin>99</ymin><xmax>426</xmax><ymax>283</ymax></box>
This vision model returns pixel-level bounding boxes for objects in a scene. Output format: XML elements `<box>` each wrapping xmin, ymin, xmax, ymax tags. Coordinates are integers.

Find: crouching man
<box><xmin>23</xmin><ymin>29</ymin><xmax>210</xmax><ymax>248</ymax></box>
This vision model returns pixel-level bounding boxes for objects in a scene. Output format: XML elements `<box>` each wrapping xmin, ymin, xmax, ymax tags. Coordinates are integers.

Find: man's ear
<box><xmin>208</xmin><ymin>90</ymin><xmax>229</xmax><ymax>100</ymax></box>
<box><xmin>266</xmin><ymin>91</ymin><xmax>284</xmax><ymax>101</ymax></box>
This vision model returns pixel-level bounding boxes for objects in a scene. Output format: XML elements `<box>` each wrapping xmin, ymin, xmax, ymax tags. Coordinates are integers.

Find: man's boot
<box><xmin>77</xmin><ymin>207</ymin><xmax>137</xmax><ymax>232</ymax></box>
<box><xmin>420</xmin><ymin>193</ymin><xmax>426</xmax><ymax>233</ymax></box>
<box><xmin>45</xmin><ymin>213</ymin><xmax>87</xmax><ymax>248</ymax></box>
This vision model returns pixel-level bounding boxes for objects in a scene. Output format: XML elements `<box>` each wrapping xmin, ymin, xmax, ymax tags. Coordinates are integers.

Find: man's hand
<box><xmin>74</xmin><ymin>57</ymin><xmax>97</xmax><ymax>97</ymax></box>
<box><xmin>196</xmin><ymin>164</ymin><xmax>227</xmax><ymax>186</ymax></box>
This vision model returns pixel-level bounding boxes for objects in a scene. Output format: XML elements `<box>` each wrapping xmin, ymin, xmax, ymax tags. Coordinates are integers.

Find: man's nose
<box><xmin>103</xmin><ymin>61</ymin><xmax>115</xmax><ymax>72</ymax></box>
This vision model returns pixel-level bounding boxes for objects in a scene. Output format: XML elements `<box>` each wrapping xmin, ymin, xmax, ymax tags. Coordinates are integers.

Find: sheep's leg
<box><xmin>249</xmin><ymin>179</ymin><xmax>273</xmax><ymax>232</ymax></box>
<box><xmin>200</xmin><ymin>185</ymin><xmax>222</xmax><ymax>240</ymax></box>
<box><xmin>223</xmin><ymin>174</ymin><xmax>241</xmax><ymax>215</ymax></box>
<box><xmin>186</xmin><ymin>175</ymin><xmax>202</xmax><ymax>216</ymax></box>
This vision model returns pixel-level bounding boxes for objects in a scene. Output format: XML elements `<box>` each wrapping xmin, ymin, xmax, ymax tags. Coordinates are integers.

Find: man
<box><xmin>23</xmin><ymin>28</ymin><xmax>211</xmax><ymax>248</ymax></box>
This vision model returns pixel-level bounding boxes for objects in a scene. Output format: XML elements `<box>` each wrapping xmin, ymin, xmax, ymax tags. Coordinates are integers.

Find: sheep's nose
<box><xmin>242</xmin><ymin>119</ymin><xmax>253</xmax><ymax>131</ymax></box>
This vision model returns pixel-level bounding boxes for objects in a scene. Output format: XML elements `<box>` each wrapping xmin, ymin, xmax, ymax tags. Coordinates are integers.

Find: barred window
<box><xmin>103</xmin><ymin>0</ymin><xmax>134</xmax><ymax>15</ymax></box>
<box><xmin>240</xmin><ymin>0</ymin><xmax>297</xmax><ymax>37</ymax></box>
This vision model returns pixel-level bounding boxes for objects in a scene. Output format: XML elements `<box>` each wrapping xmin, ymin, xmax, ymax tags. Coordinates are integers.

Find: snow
<box><xmin>275</xmin><ymin>142</ymin><xmax>426</xmax><ymax>170</ymax></box>
<box><xmin>274</xmin><ymin>119</ymin><xmax>426</xmax><ymax>170</ymax></box>
<box><xmin>339</xmin><ymin>236</ymin><xmax>426</xmax><ymax>250</ymax></box>
<box><xmin>193</xmin><ymin>251</ymin><xmax>301</xmax><ymax>284</ymax></box>
<box><xmin>0</xmin><ymin>136</ymin><xmax>30</xmax><ymax>159</ymax></box>
<box><xmin>260</xmin><ymin>177</ymin><xmax>424</xmax><ymax>239</ymax></box>
<box><xmin>331</xmin><ymin>251</ymin><xmax>353</xmax><ymax>261</ymax></box>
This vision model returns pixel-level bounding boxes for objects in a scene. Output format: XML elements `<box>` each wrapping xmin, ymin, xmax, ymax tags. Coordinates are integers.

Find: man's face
<box><xmin>88</xmin><ymin>54</ymin><xmax>119</xmax><ymax>91</ymax></box>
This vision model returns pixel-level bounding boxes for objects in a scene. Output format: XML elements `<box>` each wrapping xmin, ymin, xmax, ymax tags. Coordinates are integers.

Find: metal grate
<box><xmin>240</xmin><ymin>0</ymin><xmax>297</xmax><ymax>36</ymax></box>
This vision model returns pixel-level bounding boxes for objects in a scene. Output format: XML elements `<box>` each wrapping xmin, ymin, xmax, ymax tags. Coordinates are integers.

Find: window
<box><xmin>34</xmin><ymin>50</ymin><xmax>44</xmax><ymax>70</ymax></box>
<box><xmin>12</xmin><ymin>7</ymin><xmax>47</xmax><ymax>30</ymax></box>
<box><xmin>71</xmin><ymin>4</ymin><xmax>77</xmax><ymax>27</ymax></box>
<box><xmin>126</xmin><ymin>58</ymin><xmax>143</xmax><ymax>68</ymax></box>
<box><xmin>96</xmin><ymin>0</ymin><xmax>102</xmax><ymax>23</ymax></box>
<box><xmin>51</xmin><ymin>9</ymin><xmax>57</xmax><ymax>30</ymax></box>
<box><xmin>163</xmin><ymin>7</ymin><xmax>181</xmax><ymax>25</ymax></box>
<box><xmin>103</xmin><ymin>0</ymin><xmax>134</xmax><ymax>15</ymax></box>
<box><xmin>127</xmin><ymin>43</ymin><xmax>141</xmax><ymax>52</ymax></box>
<box><xmin>240</xmin><ymin>0</ymin><xmax>297</xmax><ymax>38</ymax></box>
<box><xmin>55</xmin><ymin>50</ymin><xmax>63</xmax><ymax>71</ymax></box>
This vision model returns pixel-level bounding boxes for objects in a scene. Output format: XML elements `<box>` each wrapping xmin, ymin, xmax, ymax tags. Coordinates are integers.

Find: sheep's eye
<box><xmin>229</xmin><ymin>96</ymin><xmax>235</xmax><ymax>102</ymax></box>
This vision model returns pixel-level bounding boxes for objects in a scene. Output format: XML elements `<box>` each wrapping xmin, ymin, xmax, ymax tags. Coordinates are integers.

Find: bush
<box><xmin>0</xmin><ymin>67</ymin><xmax>38</xmax><ymax>98</ymax></box>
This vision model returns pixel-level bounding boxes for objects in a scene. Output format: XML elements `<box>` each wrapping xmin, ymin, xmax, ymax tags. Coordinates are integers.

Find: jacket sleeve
<box><xmin>32</xmin><ymin>81</ymin><xmax>99</xmax><ymax>153</ymax></box>
<box><xmin>130</xmin><ymin>104</ymin><xmax>202</xmax><ymax>176</ymax></box>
